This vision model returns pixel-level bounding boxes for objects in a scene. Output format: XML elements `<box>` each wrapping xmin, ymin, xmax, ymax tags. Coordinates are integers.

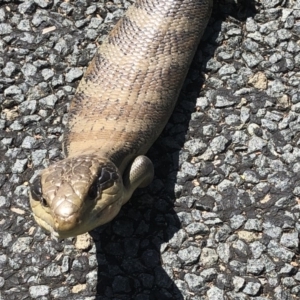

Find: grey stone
<box><xmin>186</xmin><ymin>222</ymin><xmax>209</xmax><ymax>235</ymax></box>
<box><xmin>181</xmin><ymin>161</ymin><xmax>198</xmax><ymax>177</ymax></box>
<box><xmin>0</xmin><ymin>196</ymin><xmax>10</xmax><ymax>208</ymax></box>
<box><xmin>41</xmin><ymin>68</ymin><xmax>54</xmax><ymax>80</ymax></box>
<box><xmin>261</xmin><ymin>255</ymin><xmax>276</xmax><ymax>273</ymax></box>
<box><xmin>39</xmin><ymin>95</ymin><xmax>58</xmax><ymax>109</ymax></box>
<box><xmin>263</xmin><ymin>222</ymin><xmax>282</xmax><ymax>238</ymax></box>
<box><xmin>200</xmin><ymin>248</ymin><xmax>218</xmax><ymax>267</ymax></box>
<box><xmin>173</xmin><ymin>281</ymin><xmax>188</xmax><ymax>299</ymax></box>
<box><xmin>267</xmin><ymin>171</ymin><xmax>292</xmax><ymax>192</ymax></box>
<box><xmin>34</xmin><ymin>0</ymin><xmax>53</xmax><ymax>8</ymax></box>
<box><xmin>242</xmin><ymin>52</ymin><xmax>263</xmax><ymax>67</ymax></box>
<box><xmin>18</xmin><ymin>0</ymin><xmax>36</xmax><ymax>14</ymax></box>
<box><xmin>230</xmin><ymin>215</ymin><xmax>246</xmax><ymax>230</ymax></box>
<box><xmin>247</xmin><ymin>259</ymin><xmax>265</xmax><ymax>275</ymax></box>
<box><xmin>202</xmin><ymin>125</ymin><xmax>216</xmax><ymax>135</ymax></box>
<box><xmin>282</xmin><ymin>277</ymin><xmax>297</xmax><ymax>287</ymax></box>
<box><xmin>0</xmin><ymin>254</ymin><xmax>7</xmax><ymax>267</ymax></box>
<box><xmin>86</xmin><ymin>28</ymin><xmax>98</xmax><ymax>40</ymax></box>
<box><xmin>21</xmin><ymin>63</ymin><xmax>37</xmax><ymax>77</ymax></box>
<box><xmin>217</xmin><ymin>179</ymin><xmax>235</xmax><ymax>193</ymax></box>
<box><xmin>86</xmin><ymin>5</ymin><xmax>97</xmax><ymax>15</ymax></box>
<box><xmin>210</xmin><ymin>136</ymin><xmax>230</xmax><ymax>154</ymax></box>
<box><xmin>61</xmin><ymin>256</ymin><xmax>70</xmax><ymax>273</ymax></box>
<box><xmin>280</xmin><ymin>231</ymin><xmax>299</xmax><ymax>248</ymax></box>
<box><xmin>261</xmin><ymin>0</ymin><xmax>281</xmax><ymax>8</ymax></box>
<box><xmin>215</xmin><ymin>224</ymin><xmax>232</xmax><ymax>242</ymax></box>
<box><xmin>3</xmin><ymin>62</ymin><xmax>17</xmax><ymax>77</ymax></box>
<box><xmin>287</xmin><ymin>40</ymin><xmax>300</xmax><ymax>52</ymax></box>
<box><xmin>52</xmin><ymin>74</ymin><xmax>64</xmax><ymax>87</ymax></box>
<box><xmin>168</xmin><ymin>229</ymin><xmax>187</xmax><ymax>249</ymax></box>
<box><xmin>206</xmin><ymin>58</ymin><xmax>222</xmax><ymax>72</ymax></box>
<box><xmin>245</xmin><ymin>17</ymin><xmax>258</xmax><ymax>31</ymax></box>
<box><xmin>217</xmin><ymin>243</ymin><xmax>230</xmax><ymax>263</ymax></box>
<box><xmin>229</xmin><ymin>260</ymin><xmax>247</xmax><ymax>275</ymax></box>
<box><xmin>232</xmin><ymin>240</ymin><xmax>249</xmax><ymax>256</ymax></box>
<box><xmin>200</xmin><ymin>268</ymin><xmax>217</xmax><ymax>282</ymax></box>
<box><xmin>218</xmin><ymin>65</ymin><xmax>236</xmax><ymax>76</ymax></box>
<box><xmin>218</xmin><ymin>51</ymin><xmax>234</xmax><ymax>60</ymax></box>
<box><xmin>204</xmin><ymin>217</ymin><xmax>223</xmax><ymax>225</ymax></box>
<box><xmin>240</xmin><ymin>106</ymin><xmax>250</xmax><ymax>123</ymax></box>
<box><xmin>21</xmin><ymin>136</ymin><xmax>36</xmax><ymax>149</ymax></box>
<box><xmin>0</xmin><ymin>9</ymin><xmax>5</xmax><ymax>22</ymax></box>
<box><xmin>243</xmin><ymin>170</ymin><xmax>260</xmax><ymax>184</ymax></box>
<box><xmin>262</xmin><ymin>118</ymin><xmax>278</xmax><ymax>131</ymax></box>
<box><xmin>17</xmin><ymin>19</ymin><xmax>31</xmax><ymax>31</ymax></box>
<box><xmin>22</xmin><ymin>115</ymin><xmax>41</xmax><ymax>124</ymax></box>
<box><xmin>243</xmin><ymin>281</ymin><xmax>261</xmax><ymax>296</ymax></box>
<box><xmin>29</xmin><ymin>285</ymin><xmax>50</xmax><ymax>298</ymax></box>
<box><xmin>207</xmin><ymin>286</ymin><xmax>224</xmax><ymax>300</ymax></box>
<box><xmin>43</xmin><ymin>263</ymin><xmax>61</xmax><ymax>277</ymax></box>
<box><xmin>32</xmin><ymin>149</ymin><xmax>47</xmax><ymax>166</ymax></box>
<box><xmin>65</xmin><ymin>68</ymin><xmax>83</xmax><ymax>82</ymax></box>
<box><xmin>89</xmin><ymin>17</ymin><xmax>103</xmax><ymax>29</ymax></box>
<box><xmin>177</xmin><ymin>211</ymin><xmax>193</xmax><ymax>224</ymax></box>
<box><xmin>86</xmin><ymin>270</ymin><xmax>97</xmax><ymax>286</ymax></box>
<box><xmin>178</xmin><ymin>246</ymin><xmax>201</xmax><ymax>265</ymax></box>
<box><xmin>184</xmin><ymin>139</ymin><xmax>207</xmax><ymax>155</ymax></box>
<box><xmin>161</xmin><ymin>251</ymin><xmax>181</xmax><ymax>268</ymax></box>
<box><xmin>265</xmin><ymin>111</ymin><xmax>283</xmax><ymax>121</ymax></box>
<box><xmin>274</xmin><ymin>286</ymin><xmax>293</xmax><ymax>300</ymax></box>
<box><xmin>11</xmin><ymin>158</ymin><xmax>28</xmax><ymax>173</ymax></box>
<box><xmin>279</xmin><ymin>263</ymin><xmax>296</xmax><ymax>275</ymax></box>
<box><xmin>0</xmin><ymin>23</ymin><xmax>12</xmax><ymax>35</ymax></box>
<box><xmin>19</xmin><ymin>100</ymin><xmax>37</xmax><ymax>114</ymax></box>
<box><xmin>248</xmin><ymin>136</ymin><xmax>267</xmax><ymax>152</ymax></box>
<box><xmin>267</xmin><ymin>240</ymin><xmax>294</xmax><ymax>262</ymax></box>
<box><xmin>250</xmin><ymin>241</ymin><xmax>266</xmax><ymax>259</ymax></box>
<box><xmin>4</xmin><ymin>85</ymin><xmax>22</xmax><ymax>97</ymax></box>
<box><xmin>196</xmin><ymin>97</ymin><xmax>209</xmax><ymax>109</ymax></box>
<box><xmin>59</xmin><ymin>2</ymin><xmax>74</xmax><ymax>15</ymax></box>
<box><xmin>50</xmin><ymin>287</ymin><xmax>70</xmax><ymax>299</ymax></box>
<box><xmin>233</xmin><ymin>276</ymin><xmax>245</xmax><ymax>292</ymax></box>
<box><xmin>243</xmin><ymin>39</ymin><xmax>259</xmax><ymax>52</ymax></box>
<box><xmin>267</xmin><ymin>79</ymin><xmax>286</xmax><ymax>97</ymax></box>
<box><xmin>184</xmin><ymin>273</ymin><xmax>205</xmax><ymax>292</ymax></box>
<box><xmin>199</xmin><ymin>147</ymin><xmax>214</xmax><ymax>160</ymax></box>
<box><xmin>225</xmin><ymin>114</ymin><xmax>240</xmax><ymax>125</ymax></box>
<box><xmin>176</xmin><ymin>196</ymin><xmax>196</xmax><ymax>207</ymax></box>
<box><xmin>244</xmin><ymin>219</ymin><xmax>262</xmax><ymax>231</ymax></box>
<box><xmin>293</xmin><ymin>187</ymin><xmax>300</xmax><ymax>196</ymax></box>
<box><xmin>0</xmin><ymin>277</ymin><xmax>4</xmax><ymax>288</ymax></box>
<box><xmin>294</xmin><ymin>272</ymin><xmax>300</xmax><ymax>281</ymax></box>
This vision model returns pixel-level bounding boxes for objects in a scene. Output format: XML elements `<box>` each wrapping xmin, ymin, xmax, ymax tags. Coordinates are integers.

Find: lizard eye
<box><xmin>87</xmin><ymin>166</ymin><xmax>119</xmax><ymax>200</ymax></box>
<box><xmin>88</xmin><ymin>183</ymin><xmax>98</xmax><ymax>200</ymax></box>
<box><xmin>30</xmin><ymin>176</ymin><xmax>49</xmax><ymax>207</ymax></box>
<box><xmin>30</xmin><ymin>176</ymin><xmax>42</xmax><ymax>201</ymax></box>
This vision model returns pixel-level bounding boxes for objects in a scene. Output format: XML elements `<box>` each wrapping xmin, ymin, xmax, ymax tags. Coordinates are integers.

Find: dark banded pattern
<box><xmin>64</xmin><ymin>0</ymin><xmax>213</xmax><ymax>170</ymax></box>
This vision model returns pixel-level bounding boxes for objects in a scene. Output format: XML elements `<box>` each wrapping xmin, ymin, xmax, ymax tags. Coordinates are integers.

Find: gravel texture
<box><xmin>1</xmin><ymin>0</ymin><xmax>300</xmax><ymax>299</ymax></box>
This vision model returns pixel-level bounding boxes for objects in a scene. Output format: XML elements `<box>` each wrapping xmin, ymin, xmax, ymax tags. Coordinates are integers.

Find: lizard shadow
<box><xmin>90</xmin><ymin>1</ymin><xmax>257</xmax><ymax>299</ymax></box>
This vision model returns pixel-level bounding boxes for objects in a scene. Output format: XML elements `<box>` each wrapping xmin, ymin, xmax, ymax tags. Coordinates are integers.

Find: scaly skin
<box><xmin>29</xmin><ymin>0</ymin><xmax>213</xmax><ymax>238</ymax></box>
